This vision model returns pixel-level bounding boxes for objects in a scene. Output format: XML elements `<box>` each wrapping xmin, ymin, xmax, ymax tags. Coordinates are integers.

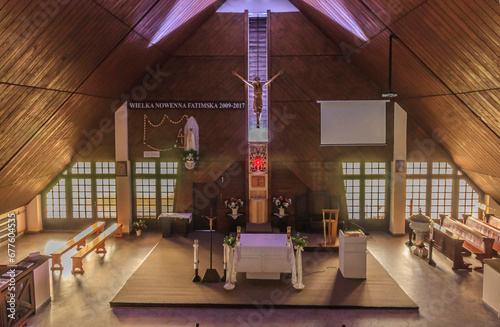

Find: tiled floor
<box><xmin>1</xmin><ymin>231</ymin><xmax>499</xmax><ymax>327</ymax></box>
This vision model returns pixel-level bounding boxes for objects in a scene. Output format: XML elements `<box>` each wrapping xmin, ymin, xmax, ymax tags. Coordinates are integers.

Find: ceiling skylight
<box><xmin>150</xmin><ymin>0</ymin><xmax>219</xmax><ymax>46</ymax></box>
<box><xmin>303</xmin><ymin>0</ymin><xmax>368</xmax><ymax>41</ymax></box>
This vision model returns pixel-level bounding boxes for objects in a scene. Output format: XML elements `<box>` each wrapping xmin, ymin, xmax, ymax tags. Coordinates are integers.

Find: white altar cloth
<box><xmin>236</xmin><ymin>234</ymin><xmax>291</xmax><ymax>277</ymax></box>
<box><xmin>158</xmin><ymin>213</ymin><xmax>192</xmax><ymax>223</ymax></box>
<box><xmin>224</xmin><ymin>233</ymin><xmax>304</xmax><ymax>290</ymax></box>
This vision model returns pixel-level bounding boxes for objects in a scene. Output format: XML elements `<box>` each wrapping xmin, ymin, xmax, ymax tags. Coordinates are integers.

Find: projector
<box><xmin>382</xmin><ymin>92</ymin><xmax>398</xmax><ymax>98</ymax></box>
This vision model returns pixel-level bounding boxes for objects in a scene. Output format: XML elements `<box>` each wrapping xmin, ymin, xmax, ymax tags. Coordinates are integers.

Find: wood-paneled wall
<box><xmin>0</xmin><ymin>0</ymin><xmax>223</xmax><ymax>213</ymax></box>
<box><xmin>268</xmin><ymin>12</ymin><xmax>392</xmax><ymax>212</ymax></box>
<box><xmin>127</xmin><ymin>12</ymin><xmax>397</xmax><ymax>222</ymax></box>
<box><xmin>127</xmin><ymin>12</ymin><xmax>396</xmax><ymax>220</ymax></box>
<box><xmin>128</xmin><ymin>13</ymin><xmax>247</xmax><ymax>215</ymax></box>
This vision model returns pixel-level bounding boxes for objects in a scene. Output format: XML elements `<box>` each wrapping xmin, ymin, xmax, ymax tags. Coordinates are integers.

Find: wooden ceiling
<box><xmin>0</xmin><ymin>0</ymin><xmax>224</xmax><ymax>212</ymax></box>
<box><xmin>290</xmin><ymin>0</ymin><xmax>500</xmax><ymax>201</ymax></box>
<box><xmin>1</xmin><ymin>0</ymin><xmax>500</xmax><ymax>213</ymax></box>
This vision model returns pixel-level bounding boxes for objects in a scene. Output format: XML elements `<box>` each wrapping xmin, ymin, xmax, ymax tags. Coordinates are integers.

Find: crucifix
<box><xmin>233</xmin><ymin>70</ymin><xmax>283</xmax><ymax>128</ymax></box>
<box><xmin>202</xmin><ymin>215</ymin><xmax>220</xmax><ymax>283</ymax></box>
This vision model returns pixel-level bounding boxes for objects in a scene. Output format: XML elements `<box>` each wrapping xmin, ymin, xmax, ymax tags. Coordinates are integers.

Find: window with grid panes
<box><xmin>136</xmin><ymin>178</ymin><xmax>157</xmax><ymax>219</ymax></box>
<box><xmin>161</xmin><ymin>179</ymin><xmax>176</xmax><ymax>213</ymax></box>
<box><xmin>134</xmin><ymin>161</ymin><xmax>178</xmax><ymax>219</ymax></box>
<box><xmin>406</xmin><ymin>179</ymin><xmax>427</xmax><ymax>217</ymax></box>
<box><xmin>342</xmin><ymin>162</ymin><xmax>360</xmax><ymax>175</ymax></box>
<box><xmin>406</xmin><ymin>161</ymin><xmax>483</xmax><ymax>220</ymax></box>
<box><xmin>432</xmin><ymin>162</ymin><xmax>453</xmax><ymax>175</ymax></box>
<box><xmin>96</xmin><ymin>162</ymin><xmax>115</xmax><ymax>174</ymax></box>
<box><xmin>46</xmin><ymin>179</ymin><xmax>66</xmax><ymax>218</ymax></box>
<box><xmin>44</xmin><ymin>162</ymin><xmax>116</xmax><ymax>222</ymax></box>
<box><xmin>72</xmin><ymin>162</ymin><xmax>91</xmax><ymax>174</ymax></box>
<box><xmin>342</xmin><ymin>162</ymin><xmax>387</xmax><ymax>220</ymax></box>
<box><xmin>96</xmin><ymin>179</ymin><xmax>117</xmax><ymax>218</ymax></box>
<box><xmin>365</xmin><ymin>162</ymin><xmax>386</xmax><ymax>175</ymax></box>
<box><xmin>458</xmin><ymin>180</ymin><xmax>479</xmax><ymax>218</ymax></box>
<box><xmin>365</xmin><ymin>179</ymin><xmax>386</xmax><ymax>219</ymax></box>
<box><xmin>72</xmin><ymin>178</ymin><xmax>93</xmax><ymax>218</ymax></box>
<box><xmin>136</xmin><ymin>162</ymin><xmax>156</xmax><ymax>174</ymax></box>
<box><xmin>407</xmin><ymin>162</ymin><xmax>427</xmax><ymax>175</ymax></box>
<box><xmin>430</xmin><ymin>179</ymin><xmax>453</xmax><ymax>219</ymax></box>
<box><xmin>160</xmin><ymin>162</ymin><xmax>178</xmax><ymax>175</ymax></box>
<box><xmin>344</xmin><ymin>179</ymin><xmax>360</xmax><ymax>219</ymax></box>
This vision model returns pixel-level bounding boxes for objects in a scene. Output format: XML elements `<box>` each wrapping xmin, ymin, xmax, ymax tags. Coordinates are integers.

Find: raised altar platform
<box><xmin>110</xmin><ymin>231</ymin><xmax>418</xmax><ymax>309</ymax></box>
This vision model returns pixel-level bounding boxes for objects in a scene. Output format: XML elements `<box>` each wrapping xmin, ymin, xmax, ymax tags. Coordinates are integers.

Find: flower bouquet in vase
<box><xmin>225</xmin><ymin>198</ymin><xmax>244</xmax><ymax>215</ymax></box>
<box><xmin>273</xmin><ymin>196</ymin><xmax>292</xmax><ymax>216</ymax></box>
<box><xmin>132</xmin><ymin>219</ymin><xmax>147</xmax><ymax>236</ymax></box>
<box><xmin>413</xmin><ymin>240</ymin><xmax>428</xmax><ymax>258</ymax></box>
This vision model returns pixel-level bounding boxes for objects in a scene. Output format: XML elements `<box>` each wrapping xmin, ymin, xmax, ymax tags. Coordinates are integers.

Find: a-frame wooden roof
<box><xmin>1</xmin><ymin>0</ymin><xmax>499</xmax><ymax>213</ymax></box>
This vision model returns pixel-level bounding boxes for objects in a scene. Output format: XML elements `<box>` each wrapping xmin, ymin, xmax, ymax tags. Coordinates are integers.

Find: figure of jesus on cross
<box><xmin>232</xmin><ymin>70</ymin><xmax>284</xmax><ymax>128</ymax></box>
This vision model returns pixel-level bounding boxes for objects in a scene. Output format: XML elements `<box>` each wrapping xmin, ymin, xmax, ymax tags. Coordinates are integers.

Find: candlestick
<box><xmin>221</xmin><ymin>243</ymin><xmax>228</xmax><ymax>282</ymax></box>
<box><xmin>223</xmin><ymin>243</ymin><xmax>227</xmax><ymax>265</ymax></box>
<box><xmin>202</xmin><ymin>215</ymin><xmax>220</xmax><ymax>283</ymax></box>
<box><xmin>237</xmin><ymin>226</ymin><xmax>241</xmax><ymax>242</ymax></box>
<box><xmin>192</xmin><ymin>239</ymin><xmax>201</xmax><ymax>282</ymax></box>
<box><xmin>194</xmin><ymin>239</ymin><xmax>199</xmax><ymax>269</ymax></box>
<box><xmin>287</xmin><ymin>226</ymin><xmax>291</xmax><ymax>242</ymax></box>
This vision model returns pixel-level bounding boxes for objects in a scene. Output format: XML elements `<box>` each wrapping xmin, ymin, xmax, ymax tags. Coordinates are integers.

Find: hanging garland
<box><xmin>143</xmin><ymin>114</ymin><xmax>188</xmax><ymax>151</ymax></box>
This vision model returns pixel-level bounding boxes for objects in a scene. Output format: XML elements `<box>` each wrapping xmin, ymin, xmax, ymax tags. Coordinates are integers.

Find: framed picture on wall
<box><xmin>116</xmin><ymin>161</ymin><xmax>127</xmax><ymax>176</ymax></box>
<box><xmin>395</xmin><ymin>160</ymin><xmax>406</xmax><ymax>173</ymax></box>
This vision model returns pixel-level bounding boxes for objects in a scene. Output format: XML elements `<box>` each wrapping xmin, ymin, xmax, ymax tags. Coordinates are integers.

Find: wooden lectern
<box><xmin>322</xmin><ymin>209</ymin><xmax>339</xmax><ymax>246</ymax></box>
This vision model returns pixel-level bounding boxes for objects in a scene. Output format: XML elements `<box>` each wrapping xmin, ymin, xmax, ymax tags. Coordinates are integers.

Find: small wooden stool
<box><xmin>322</xmin><ymin>209</ymin><xmax>339</xmax><ymax>246</ymax></box>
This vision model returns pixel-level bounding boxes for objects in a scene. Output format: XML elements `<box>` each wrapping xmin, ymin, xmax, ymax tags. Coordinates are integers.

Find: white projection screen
<box><xmin>319</xmin><ymin>100</ymin><xmax>388</xmax><ymax>145</ymax></box>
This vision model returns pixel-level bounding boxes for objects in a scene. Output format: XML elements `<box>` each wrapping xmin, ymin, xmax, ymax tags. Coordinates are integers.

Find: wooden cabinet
<box><xmin>0</xmin><ymin>256</ymin><xmax>50</xmax><ymax>327</ymax></box>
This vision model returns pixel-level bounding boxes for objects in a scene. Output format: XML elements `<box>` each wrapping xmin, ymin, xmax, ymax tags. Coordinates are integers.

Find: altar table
<box><xmin>158</xmin><ymin>213</ymin><xmax>192</xmax><ymax>237</ymax></box>
<box><xmin>235</xmin><ymin>233</ymin><xmax>292</xmax><ymax>279</ymax></box>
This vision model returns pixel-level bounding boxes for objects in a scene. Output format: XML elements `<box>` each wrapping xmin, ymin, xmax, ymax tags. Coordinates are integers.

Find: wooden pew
<box><xmin>440</xmin><ymin>215</ymin><xmax>494</xmax><ymax>265</ymax></box>
<box><xmin>486</xmin><ymin>214</ymin><xmax>500</xmax><ymax>230</ymax></box>
<box><xmin>50</xmin><ymin>222</ymin><xmax>105</xmax><ymax>270</ymax></box>
<box><xmin>429</xmin><ymin>223</ymin><xmax>471</xmax><ymax>270</ymax></box>
<box><xmin>464</xmin><ymin>215</ymin><xmax>500</xmax><ymax>253</ymax></box>
<box><xmin>71</xmin><ymin>223</ymin><xmax>122</xmax><ymax>274</ymax></box>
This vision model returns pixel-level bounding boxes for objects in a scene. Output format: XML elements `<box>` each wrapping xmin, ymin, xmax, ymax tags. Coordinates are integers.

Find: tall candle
<box><xmin>223</xmin><ymin>243</ymin><xmax>227</xmax><ymax>265</ymax></box>
<box><xmin>193</xmin><ymin>239</ymin><xmax>199</xmax><ymax>269</ymax></box>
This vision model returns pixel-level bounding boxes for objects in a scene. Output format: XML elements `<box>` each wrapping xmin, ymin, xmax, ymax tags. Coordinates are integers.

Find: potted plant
<box><xmin>413</xmin><ymin>240</ymin><xmax>428</xmax><ymax>258</ymax></box>
<box><xmin>273</xmin><ymin>196</ymin><xmax>292</xmax><ymax>216</ymax></box>
<box><xmin>225</xmin><ymin>198</ymin><xmax>244</xmax><ymax>215</ymax></box>
<box><xmin>132</xmin><ymin>219</ymin><xmax>147</xmax><ymax>236</ymax></box>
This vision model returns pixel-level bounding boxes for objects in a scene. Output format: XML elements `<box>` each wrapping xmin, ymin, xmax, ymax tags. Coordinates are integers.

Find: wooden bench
<box><xmin>428</xmin><ymin>222</ymin><xmax>470</xmax><ymax>270</ymax></box>
<box><xmin>464</xmin><ymin>215</ymin><xmax>500</xmax><ymax>253</ymax></box>
<box><xmin>440</xmin><ymin>215</ymin><xmax>494</xmax><ymax>265</ymax></box>
<box><xmin>50</xmin><ymin>222</ymin><xmax>105</xmax><ymax>270</ymax></box>
<box><xmin>486</xmin><ymin>214</ymin><xmax>500</xmax><ymax>230</ymax></box>
<box><xmin>71</xmin><ymin>223</ymin><xmax>122</xmax><ymax>274</ymax></box>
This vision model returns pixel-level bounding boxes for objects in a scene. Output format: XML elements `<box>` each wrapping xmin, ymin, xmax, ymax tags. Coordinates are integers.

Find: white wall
<box><xmin>26</xmin><ymin>195</ymin><xmax>43</xmax><ymax>232</ymax></box>
<box><xmin>115</xmin><ymin>103</ymin><xmax>132</xmax><ymax>234</ymax></box>
<box><xmin>389</xmin><ymin>102</ymin><xmax>407</xmax><ymax>235</ymax></box>
<box><xmin>0</xmin><ymin>206</ymin><xmax>26</xmax><ymax>247</ymax></box>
